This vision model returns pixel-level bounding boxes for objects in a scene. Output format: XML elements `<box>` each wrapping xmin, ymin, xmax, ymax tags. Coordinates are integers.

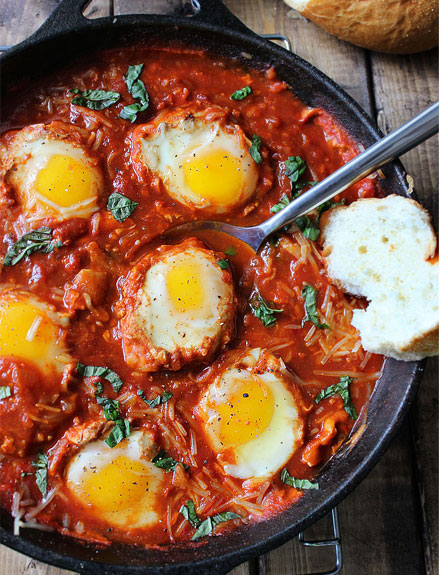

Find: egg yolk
<box><xmin>76</xmin><ymin>456</ymin><xmax>152</xmax><ymax>513</ymax></box>
<box><xmin>0</xmin><ymin>298</ymin><xmax>57</xmax><ymax>363</ymax></box>
<box><xmin>166</xmin><ymin>260</ymin><xmax>204</xmax><ymax>311</ymax></box>
<box><xmin>210</xmin><ymin>376</ymin><xmax>274</xmax><ymax>448</ymax></box>
<box><xmin>35</xmin><ymin>154</ymin><xmax>97</xmax><ymax>208</ymax></box>
<box><xmin>183</xmin><ymin>149</ymin><xmax>243</xmax><ymax>205</ymax></box>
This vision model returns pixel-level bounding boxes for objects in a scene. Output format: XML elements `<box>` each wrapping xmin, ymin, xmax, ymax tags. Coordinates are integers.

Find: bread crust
<box><xmin>285</xmin><ymin>0</ymin><xmax>439</xmax><ymax>54</ymax></box>
<box><xmin>319</xmin><ymin>195</ymin><xmax>439</xmax><ymax>361</ymax></box>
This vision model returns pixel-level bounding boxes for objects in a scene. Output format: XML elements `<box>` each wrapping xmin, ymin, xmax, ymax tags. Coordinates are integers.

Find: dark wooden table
<box><xmin>0</xmin><ymin>1</ymin><xmax>438</xmax><ymax>574</ymax></box>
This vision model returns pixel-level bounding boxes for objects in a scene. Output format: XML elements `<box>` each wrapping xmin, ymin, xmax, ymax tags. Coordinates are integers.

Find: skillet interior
<box><xmin>0</xmin><ymin>1</ymin><xmax>424</xmax><ymax>573</ymax></box>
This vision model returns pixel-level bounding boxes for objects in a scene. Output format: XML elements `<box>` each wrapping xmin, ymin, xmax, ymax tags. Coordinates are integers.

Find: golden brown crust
<box><xmin>286</xmin><ymin>0</ymin><xmax>439</xmax><ymax>54</ymax></box>
<box><xmin>117</xmin><ymin>238</ymin><xmax>237</xmax><ymax>372</ymax></box>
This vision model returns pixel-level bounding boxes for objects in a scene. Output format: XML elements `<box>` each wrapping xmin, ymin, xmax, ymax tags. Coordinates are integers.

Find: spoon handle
<box><xmin>259</xmin><ymin>101</ymin><xmax>439</xmax><ymax>237</ymax></box>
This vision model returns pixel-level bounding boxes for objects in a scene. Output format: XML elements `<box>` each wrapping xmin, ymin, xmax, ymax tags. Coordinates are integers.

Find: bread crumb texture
<box><xmin>321</xmin><ymin>195</ymin><xmax>439</xmax><ymax>360</ymax></box>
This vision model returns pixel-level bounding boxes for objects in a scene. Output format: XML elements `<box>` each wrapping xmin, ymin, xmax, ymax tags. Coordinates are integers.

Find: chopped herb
<box><xmin>70</xmin><ymin>88</ymin><xmax>120</xmax><ymax>110</ymax></box>
<box><xmin>120</xmin><ymin>64</ymin><xmax>149</xmax><ymax>122</ymax></box>
<box><xmin>315</xmin><ymin>376</ymin><xmax>358</xmax><ymax>420</ymax></box>
<box><xmin>301</xmin><ymin>284</ymin><xmax>329</xmax><ymax>330</ymax></box>
<box><xmin>21</xmin><ymin>472</ymin><xmax>34</xmax><ymax>477</ymax></box>
<box><xmin>218</xmin><ymin>258</ymin><xmax>230</xmax><ymax>269</ymax></box>
<box><xmin>107</xmin><ymin>192</ymin><xmax>139</xmax><ymax>222</ymax></box>
<box><xmin>294</xmin><ymin>215</ymin><xmax>320</xmax><ymax>241</ymax></box>
<box><xmin>250</xmin><ymin>291</ymin><xmax>283</xmax><ymax>327</ymax></box>
<box><xmin>95</xmin><ymin>395</ymin><xmax>130</xmax><ymax>447</ymax></box>
<box><xmin>152</xmin><ymin>450</ymin><xmax>189</xmax><ymax>472</ymax></box>
<box><xmin>280</xmin><ymin>468</ymin><xmax>319</xmax><ymax>490</ymax></box>
<box><xmin>284</xmin><ymin>156</ymin><xmax>307</xmax><ymax>191</ymax></box>
<box><xmin>76</xmin><ymin>362</ymin><xmax>123</xmax><ymax>393</ymax></box>
<box><xmin>3</xmin><ymin>227</ymin><xmax>61</xmax><ymax>267</ymax></box>
<box><xmin>270</xmin><ymin>193</ymin><xmax>291</xmax><ymax>214</ymax></box>
<box><xmin>0</xmin><ymin>386</ymin><xmax>11</xmax><ymax>399</ymax></box>
<box><xmin>192</xmin><ymin>511</ymin><xmax>241</xmax><ymax>541</ymax></box>
<box><xmin>32</xmin><ymin>452</ymin><xmax>48</xmax><ymax>498</ymax></box>
<box><xmin>230</xmin><ymin>86</ymin><xmax>253</xmax><ymax>100</ymax></box>
<box><xmin>317</xmin><ymin>199</ymin><xmax>346</xmax><ymax>215</ymax></box>
<box><xmin>179</xmin><ymin>499</ymin><xmax>201</xmax><ymax>528</ymax></box>
<box><xmin>224</xmin><ymin>247</ymin><xmax>236</xmax><ymax>257</ymax></box>
<box><xmin>137</xmin><ymin>389</ymin><xmax>172</xmax><ymax>408</ymax></box>
<box><xmin>249</xmin><ymin>134</ymin><xmax>263</xmax><ymax>164</ymax></box>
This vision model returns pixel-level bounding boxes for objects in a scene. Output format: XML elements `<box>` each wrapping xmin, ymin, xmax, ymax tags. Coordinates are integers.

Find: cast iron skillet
<box><xmin>0</xmin><ymin>1</ymin><xmax>425</xmax><ymax>573</ymax></box>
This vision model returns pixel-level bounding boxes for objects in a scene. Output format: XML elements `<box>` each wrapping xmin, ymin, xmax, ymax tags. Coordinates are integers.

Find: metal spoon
<box><xmin>164</xmin><ymin>102</ymin><xmax>439</xmax><ymax>252</ymax></box>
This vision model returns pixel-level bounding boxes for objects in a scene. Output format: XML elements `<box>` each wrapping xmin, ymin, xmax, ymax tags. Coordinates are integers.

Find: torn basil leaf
<box><xmin>179</xmin><ymin>499</ymin><xmax>201</xmax><ymax>528</ymax></box>
<box><xmin>284</xmin><ymin>156</ymin><xmax>307</xmax><ymax>190</ymax></box>
<box><xmin>218</xmin><ymin>258</ymin><xmax>230</xmax><ymax>269</ymax></box>
<box><xmin>76</xmin><ymin>362</ymin><xmax>123</xmax><ymax>393</ymax></box>
<box><xmin>0</xmin><ymin>386</ymin><xmax>11</xmax><ymax>400</ymax></box>
<box><xmin>137</xmin><ymin>389</ymin><xmax>172</xmax><ymax>408</ymax></box>
<box><xmin>32</xmin><ymin>452</ymin><xmax>48</xmax><ymax>498</ymax></box>
<box><xmin>230</xmin><ymin>86</ymin><xmax>252</xmax><ymax>100</ymax></box>
<box><xmin>95</xmin><ymin>395</ymin><xmax>130</xmax><ymax>447</ymax></box>
<box><xmin>3</xmin><ymin>227</ymin><xmax>61</xmax><ymax>267</ymax></box>
<box><xmin>301</xmin><ymin>284</ymin><xmax>329</xmax><ymax>330</ymax></box>
<box><xmin>152</xmin><ymin>450</ymin><xmax>189</xmax><ymax>472</ymax></box>
<box><xmin>192</xmin><ymin>511</ymin><xmax>241</xmax><ymax>541</ymax></box>
<box><xmin>280</xmin><ymin>468</ymin><xmax>319</xmax><ymax>490</ymax></box>
<box><xmin>120</xmin><ymin>64</ymin><xmax>149</xmax><ymax>122</ymax></box>
<box><xmin>250</xmin><ymin>134</ymin><xmax>263</xmax><ymax>164</ymax></box>
<box><xmin>317</xmin><ymin>199</ymin><xmax>346</xmax><ymax>215</ymax></box>
<box><xmin>294</xmin><ymin>215</ymin><xmax>320</xmax><ymax>241</ymax></box>
<box><xmin>315</xmin><ymin>376</ymin><xmax>358</xmax><ymax>420</ymax></box>
<box><xmin>250</xmin><ymin>291</ymin><xmax>283</xmax><ymax>327</ymax></box>
<box><xmin>107</xmin><ymin>192</ymin><xmax>139</xmax><ymax>222</ymax></box>
<box><xmin>70</xmin><ymin>88</ymin><xmax>120</xmax><ymax>110</ymax></box>
<box><xmin>224</xmin><ymin>247</ymin><xmax>236</xmax><ymax>256</ymax></box>
<box><xmin>271</xmin><ymin>193</ymin><xmax>291</xmax><ymax>214</ymax></box>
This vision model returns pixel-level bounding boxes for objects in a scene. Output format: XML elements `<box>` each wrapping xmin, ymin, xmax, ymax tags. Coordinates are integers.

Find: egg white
<box><xmin>134</xmin><ymin>108</ymin><xmax>258</xmax><ymax>213</ymax></box>
<box><xmin>198</xmin><ymin>348</ymin><xmax>305</xmax><ymax>480</ymax></box>
<box><xmin>1</xmin><ymin>124</ymin><xmax>102</xmax><ymax>223</ymax></box>
<box><xmin>0</xmin><ymin>289</ymin><xmax>70</xmax><ymax>376</ymax></box>
<box><xmin>65</xmin><ymin>430</ymin><xmax>164</xmax><ymax>530</ymax></box>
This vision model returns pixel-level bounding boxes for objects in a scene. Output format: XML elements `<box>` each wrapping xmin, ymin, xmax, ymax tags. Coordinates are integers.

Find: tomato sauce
<box><xmin>0</xmin><ymin>44</ymin><xmax>383</xmax><ymax>546</ymax></box>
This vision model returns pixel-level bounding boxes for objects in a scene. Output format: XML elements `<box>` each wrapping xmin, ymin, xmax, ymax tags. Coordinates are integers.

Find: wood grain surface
<box><xmin>0</xmin><ymin>1</ymin><xmax>438</xmax><ymax>574</ymax></box>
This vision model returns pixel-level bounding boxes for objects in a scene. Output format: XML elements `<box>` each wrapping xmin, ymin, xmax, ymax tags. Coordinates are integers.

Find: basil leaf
<box><xmin>32</xmin><ymin>452</ymin><xmax>48</xmax><ymax>498</ymax></box>
<box><xmin>250</xmin><ymin>291</ymin><xmax>283</xmax><ymax>327</ymax></box>
<box><xmin>315</xmin><ymin>376</ymin><xmax>358</xmax><ymax>420</ymax></box>
<box><xmin>120</xmin><ymin>64</ymin><xmax>149</xmax><ymax>123</ymax></box>
<box><xmin>224</xmin><ymin>247</ymin><xmax>236</xmax><ymax>256</ymax></box>
<box><xmin>3</xmin><ymin>227</ymin><xmax>61</xmax><ymax>267</ymax></box>
<box><xmin>271</xmin><ymin>193</ymin><xmax>291</xmax><ymax>214</ymax></box>
<box><xmin>284</xmin><ymin>156</ymin><xmax>306</xmax><ymax>186</ymax></box>
<box><xmin>76</xmin><ymin>362</ymin><xmax>123</xmax><ymax>393</ymax></box>
<box><xmin>93</xmin><ymin>395</ymin><xmax>130</xmax><ymax>447</ymax></box>
<box><xmin>137</xmin><ymin>389</ymin><xmax>172</xmax><ymax>408</ymax></box>
<box><xmin>230</xmin><ymin>86</ymin><xmax>252</xmax><ymax>100</ymax></box>
<box><xmin>294</xmin><ymin>215</ymin><xmax>320</xmax><ymax>241</ymax></box>
<box><xmin>218</xmin><ymin>258</ymin><xmax>230</xmax><ymax>269</ymax></box>
<box><xmin>70</xmin><ymin>88</ymin><xmax>120</xmax><ymax>110</ymax></box>
<box><xmin>317</xmin><ymin>199</ymin><xmax>346</xmax><ymax>215</ymax></box>
<box><xmin>0</xmin><ymin>386</ymin><xmax>11</xmax><ymax>399</ymax></box>
<box><xmin>107</xmin><ymin>192</ymin><xmax>138</xmax><ymax>222</ymax></box>
<box><xmin>192</xmin><ymin>511</ymin><xmax>240</xmax><ymax>541</ymax></box>
<box><xmin>152</xmin><ymin>450</ymin><xmax>189</xmax><ymax>472</ymax></box>
<box><xmin>179</xmin><ymin>499</ymin><xmax>201</xmax><ymax>528</ymax></box>
<box><xmin>280</xmin><ymin>468</ymin><xmax>319</xmax><ymax>490</ymax></box>
<box><xmin>249</xmin><ymin>134</ymin><xmax>263</xmax><ymax>164</ymax></box>
<box><xmin>301</xmin><ymin>284</ymin><xmax>329</xmax><ymax>330</ymax></box>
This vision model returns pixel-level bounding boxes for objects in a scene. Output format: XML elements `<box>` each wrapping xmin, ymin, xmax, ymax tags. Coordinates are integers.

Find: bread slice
<box><xmin>285</xmin><ymin>0</ymin><xmax>439</xmax><ymax>55</ymax></box>
<box><xmin>320</xmin><ymin>195</ymin><xmax>438</xmax><ymax>361</ymax></box>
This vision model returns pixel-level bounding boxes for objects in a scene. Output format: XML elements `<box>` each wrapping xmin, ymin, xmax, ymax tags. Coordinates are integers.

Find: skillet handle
<box><xmin>192</xmin><ymin>0</ymin><xmax>252</xmax><ymax>33</ymax></box>
<box><xmin>24</xmin><ymin>0</ymin><xmax>90</xmax><ymax>42</ymax></box>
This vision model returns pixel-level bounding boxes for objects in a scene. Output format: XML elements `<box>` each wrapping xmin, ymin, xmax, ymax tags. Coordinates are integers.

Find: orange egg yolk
<box><xmin>166</xmin><ymin>261</ymin><xmax>204</xmax><ymax>311</ymax></box>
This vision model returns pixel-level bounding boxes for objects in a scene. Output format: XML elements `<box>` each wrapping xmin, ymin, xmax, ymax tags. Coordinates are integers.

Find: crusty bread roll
<box><xmin>320</xmin><ymin>195</ymin><xmax>439</xmax><ymax>361</ymax></box>
<box><xmin>285</xmin><ymin>0</ymin><xmax>439</xmax><ymax>54</ymax></box>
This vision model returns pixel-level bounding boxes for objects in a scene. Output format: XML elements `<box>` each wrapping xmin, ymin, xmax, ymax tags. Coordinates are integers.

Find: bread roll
<box><xmin>320</xmin><ymin>195</ymin><xmax>439</xmax><ymax>361</ymax></box>
<box><xmin>285</xmin><ymin>0</ymin><xmax>438</xmax><ymax>54</ymax></box>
